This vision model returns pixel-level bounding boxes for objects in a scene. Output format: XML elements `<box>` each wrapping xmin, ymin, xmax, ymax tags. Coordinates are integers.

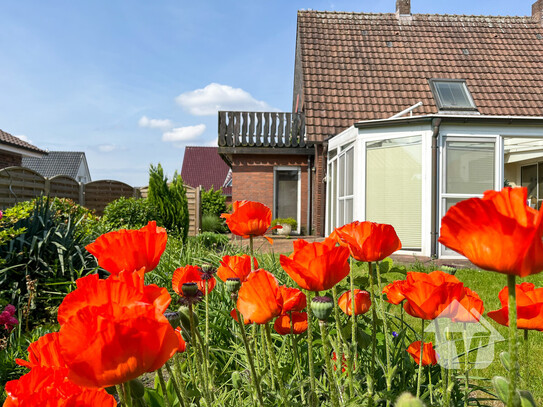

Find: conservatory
<box><xmin>326</xmin><ymin>115</ymin><xmax>543</xmax><ymax>259</ymax></box>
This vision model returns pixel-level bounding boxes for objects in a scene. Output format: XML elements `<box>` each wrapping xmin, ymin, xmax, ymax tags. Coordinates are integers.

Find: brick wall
<box><xmin>0</xmin><ymin>151</ymin><xmax>22</xmax><ymax>169</ymax></box>
<box><xmin>231</xmin><ymin>154</ymin><xmax>311</xmax><ymax>233</ymax></box>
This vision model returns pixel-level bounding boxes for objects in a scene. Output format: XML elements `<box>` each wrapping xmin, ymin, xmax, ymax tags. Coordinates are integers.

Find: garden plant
<box><xmin>1</xmin><ymin>187</ymin><xmax>542</xmax><ymax>406</ymax></box>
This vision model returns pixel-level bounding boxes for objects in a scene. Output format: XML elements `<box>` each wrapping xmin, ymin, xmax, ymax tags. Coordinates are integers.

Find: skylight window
<box><xmin>429</xmin><ymin>79</ymin><xmax>477</xmax><ymax>111</ymax></box>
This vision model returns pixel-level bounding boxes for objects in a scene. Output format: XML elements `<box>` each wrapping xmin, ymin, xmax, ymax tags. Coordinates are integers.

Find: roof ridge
<box><xmin>298</xmin><ymin>9</ymin><xmax>532</xmax><ymax>19</ymax></box>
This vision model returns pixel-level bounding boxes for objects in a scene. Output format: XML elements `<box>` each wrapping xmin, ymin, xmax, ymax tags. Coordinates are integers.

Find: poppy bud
<box><xmin>182</xmin><ymin>282</ymin><xmax>199</xmax><ymax>297</ymax></box>
<box><xmin>441</xmin><ymin>264</ymin><xmax>457</xmax><ymax>275</ymax></box>
<box><xmin>164</xmin><ymin>312</ymin><xmax>180</xmax><ymax>329</ymax></box>
<box><xmin>311</xmin><ymin>296</ymin><xmax>333</xmax><ymax>321</ymax></box>
<box><xmin>232</xmin><ymin>371</ymin><xmax>241</xmax><ymax>389</ymax></box>
<box><xmin>226</xmin><ymin>278</ymin><xmax>242</xmax><ymax>293</ymax></box>
<box><xmin>394</xmin><ymin>393</ymin><xmax>425</xmax><ymax>406</ymax></box>
<box><xmin>178</xmin><ymin>305</ymin><xmax>198</xmax><ymax>330</ymax></box>
<box><xmin>129</xmin><ymin>379</ymin><xmax>145</xmax><ymax>399</ymax></box>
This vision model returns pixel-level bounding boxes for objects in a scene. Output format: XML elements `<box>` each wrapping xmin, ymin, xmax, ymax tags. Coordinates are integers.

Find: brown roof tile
<box><xmin>297</xmin><ymin>11</ymin><xmax>543</xmax><ymax>140</ymax></box>
<box><xmin>0</xmin><ymin>129</ymin><xmax>46</xmax><ymax>154</ymax></box>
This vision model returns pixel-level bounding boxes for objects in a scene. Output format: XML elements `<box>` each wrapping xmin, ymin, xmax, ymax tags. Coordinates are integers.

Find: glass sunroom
<box><xmin>326</xmin><ymin>115</ymin><xmax>543</xmax><ymax>259</ymax></box>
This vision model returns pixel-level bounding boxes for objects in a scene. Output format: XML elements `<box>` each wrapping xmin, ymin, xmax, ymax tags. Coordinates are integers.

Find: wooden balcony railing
<box><xmin>218</xmin><ymin>111</ymin><xmax>306</xmax><ymax>148</ymax></box>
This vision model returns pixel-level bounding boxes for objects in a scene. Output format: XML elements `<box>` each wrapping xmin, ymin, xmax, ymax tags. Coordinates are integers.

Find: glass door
<box><xmin>439</xmin><ymin>136</ymin><xmax>499</xmax><ymax>256</ymax></box>
<box><xmin>274</xmin><ymin>168</ymin><xmax>300</xmax><ymax>233</ymax></box>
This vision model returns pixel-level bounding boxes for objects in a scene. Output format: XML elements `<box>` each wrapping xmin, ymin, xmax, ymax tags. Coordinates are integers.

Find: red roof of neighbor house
<box><xmin>0</xmin><ymin>129</ymin><xmax>47</xmax><ymax>154</ymax></box>
<box><xmin>181</xmin><ymin>146</ymin><xmax>232</xmax><ymax>195</ymax></box>
<box><xmin>296</xmin><ymin>10</ymin><xmax>543</xmax><ymax>141</ymax></box>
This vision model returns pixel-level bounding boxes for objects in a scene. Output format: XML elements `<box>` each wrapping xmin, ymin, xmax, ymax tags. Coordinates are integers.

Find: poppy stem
<box><xmin>375</xmin><ymin>260</ymin><xmax>392</xmax><ymax>404</ymax></box>
<box><xmin>262</xmin><ymin>325</ymin><xmax>274</xmax><ymax>389</ymax></box>
<box><xmin>319</xmin><ymin>320</ymin><xmax>340</xmax><ymax>407</ymax></box>
<box><xmin>305</xmin><ymin>290</ymin><xmax>317</xmax><ymax>407</ymax></box>
<box><xmin>331</xmin><ymin>286</ymin><xmax>348</xmax><ymax>384</ymax></box>
<box><xmin>289</xmin><ymin>318</ymin><xmax>306</xmax><ymax>404</ymax></box>
<box><xmin>253</xmin><ymin>324</ymin><xmax>261</xmax><ymax>376</ymax></box>
<box><xmin>349</xmin><ymin>257</ymin><xmax>357</xmax><ymax>377</ymax></box>
<box><xmin>156</xmin><ymin>367</ymin><xmax>172</xmax><ymax>407</ymax></box>
<box><xmin>175</xmin><ymin>354</ymin><xmax>190</xmax><ymax>407</ymax></box>
<box><xmin>416</xmin><ymin>319</ymin><xmax>425</xmax><ymax>398</ymax></box>
<box><xmin>367</xmin><ymin>261</ymin><xmax>377</xmax><ymax>392</ymax></box>
<box><xmin>165</xmin><ymin>361</ymin><xmax>186</xmax><ymax>407</ymax></box>
<box><xmin>507</xmin><ymin>274</ymin><xmax>519</xmax><ymax>407</ymax></box>
<box><xmin>188</xmin><ymin>305</ymin><xmax>212</xmax><ymax>406</ymax></box>
<box><xmin>205</xmin><ymin>280</ymin><xmax>210</xmax><ymax>360</ymax></box>
<box><xmin>523</xmin><ymin>329</ymin><xmax>529</xmax><ymax>389</ymax></box>
<box><xmin>235</xmin><ymin>308</ymin><xmax>264</xmax><ymax>406</ymax></box>
<box><xmin>463</xmin><ymin>322</ymin><xmax>470</xmax><ymax>407</ymax></box>
<box><xmin>428</xmin><ymin>368</ymin><xmax>434</xmax><ymax>405</ymax></box>
<box><xmin>264</xmin><ymin>323</ymin><xmax>289</xmax><ymax>405</ymax></box>
<box><xmin>115</xmin><ymin>384</ymin><xmax>126</xmax><ymax>406</ymax></box>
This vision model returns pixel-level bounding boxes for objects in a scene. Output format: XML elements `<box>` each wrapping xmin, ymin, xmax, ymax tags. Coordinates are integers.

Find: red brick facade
<box><xmin>0</xmin><ymin>150</ymin><xmax>22</xmax><ymax>169</ymax></box>
<box><xmin>231</xmin><ymin>154</ymin><xmax>311</xmax><ymax>234</ymax></box>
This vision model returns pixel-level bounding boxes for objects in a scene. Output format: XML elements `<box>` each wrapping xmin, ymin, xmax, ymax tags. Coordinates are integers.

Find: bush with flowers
<box><xmin>2</xmin><ymin>188</ymin><xmax>543</xmax><ymax>406</ymax></box>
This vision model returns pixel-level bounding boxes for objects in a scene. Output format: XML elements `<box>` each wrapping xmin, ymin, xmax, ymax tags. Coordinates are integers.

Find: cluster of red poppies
<box><xmin>5</xmin><ymin>187</ymin><xmax>543</xmax><ymax>405</ymax></box>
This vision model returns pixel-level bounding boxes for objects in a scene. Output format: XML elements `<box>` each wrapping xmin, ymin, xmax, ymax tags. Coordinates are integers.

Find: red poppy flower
<box><xmin>4</xmin><ymin>366</ymin><xmax>116</xmax><ymax>407</ymax></box>
<box><xmin>217</xmin><ymin>255</ymin><xmax>258</xmax><ymax>282</ymax></box>
<box><xmin>338</xmin><ymin>289</ymin><xmax>372</xmax><ymax>316</ymax></box>
<box><xmin>85</xmin><ymin>221</ymin><xmax>167</xmax><ymax>275</ymax></box>
<box><xmin>279</xmin><ymin>286</ymin><xmax>307</xmax><ymax>313</ymax></box>
<box><xmin>172</xmin><ymin>265</ymin><xmax>216</xmax><ymax>295</ymax></box>
<box><xmin>174</xmin><ymin>327</ymin><xmax>187</xmax><ymax>353</ymax></box>
<box><xmin>15</xmin><ymin>332</ymin><xmax>65</xmax><ymax>370</ymax></box>
<box><xmin>57</xmin><ymin>272</ymin><xmax>179</xmax><ymax>388</ymax></box>
<box><xmin>398</xmin><ymin>271</ymin><xmax>484</xmax><ymax>322</ymax></box>
<box><xmin>487</xmin><ymin>282</ymin><xmax>543</xmax><ymax>330</ymax></box>
<box><xmin>383</xmin><ymin>280</ymin><xmax>408</xmax><ymax>305</ymax></box>
<box><xmin>280</xmin><ymin>238</ymin><xmax>350</xmax><ymax>291</ymax></box>
<box><xmin>221</xmin><ymin>200</ymin><xmax>277</xmax><ymax>243</ymax></box>
<box><xmin>273</xmin><ymin>312</ymin><xmax>308</xmax><ymax>335</ymax></box>
<box><xmin>236</xmin><ymin>269</ymin><xmax>283</xmax><ymax>324</ymax></box>
<box><xmin>230</xmin><ymin>309</ymin><xmax>253</xmax><ymax>325</ymax></box>
<box><xmin>407</xmin><ymin>341</ymin><xmax>438</xmax><ymax>366</ymax></box>
<box><xmin>439</xmin><ymin>187</ymin><xmax>543</xmax><ymax>277</ymax></box>
<box><xmin>333</xmin><ymin>221</ymin><xmax>402</xmax><ymax>262</ymax></box>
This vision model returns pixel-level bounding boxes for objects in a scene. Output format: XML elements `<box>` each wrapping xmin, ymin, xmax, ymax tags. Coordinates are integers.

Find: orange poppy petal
<box><xmin>273</xmin><ymin>312</ymin><xmax>308</xmax><ymax>335</ymax></box>
<box><xmin>280</xmin><ymin>286</ymin><xmax>307</xmax><ymax>313</ymax></box>
<box><xmin>407</xmin><ymin>341</ymin><xmax>438</xmax><ymax>366</ymax></box>
<box><xmin>338</xmin><ymin>290</ymin><xmax>372</xmax><ymax>316</ymax></box>
<box><xmin>237</xmin><ymin>269</ymin><xmax>283</xmax><ymax>324</ymax></box>
<box><xmin>15</xmin><ymin>332</ymin><xmax>65</xmax><ymax>369</ymax></box>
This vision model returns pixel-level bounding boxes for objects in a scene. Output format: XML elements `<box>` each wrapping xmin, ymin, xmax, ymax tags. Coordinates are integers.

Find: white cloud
<box><xmin>175</xmin><ymin>83</ymin><xmax>278</xmax><ymax>116</ymax></box>
<box><xmin>138</xmin><ymin>115</ymin><xmax>173</xmax><ymax>130</ymax></box>
<box><xmin>162</xmin><ymin>124</ymin><xmax>206</xmax><ymax>147</ymax></box>
<box><xmin>98</xmin><ymin>144</ymin><xmax>119</xmax><ymax>153</ymax></box>
<box><xmin>15</xmin><ymin>134</ymin><xmax>33</xmax><ymax>144</ymax></box>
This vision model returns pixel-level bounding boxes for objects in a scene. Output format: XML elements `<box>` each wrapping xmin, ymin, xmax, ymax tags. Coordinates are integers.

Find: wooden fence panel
<box><xmin>84</xmin><ymin>180</ymin><xmax>139</xmax><ymax>215</ymax></box>
<box><xmin>48</xmin><ymin>175</ymin><xmax>81</xmax><ymax>203</ymax></box>
<box><xmin>0</xmin><ymin>167</ymin><xmax>46</xmax><ymax>209</ymax></box>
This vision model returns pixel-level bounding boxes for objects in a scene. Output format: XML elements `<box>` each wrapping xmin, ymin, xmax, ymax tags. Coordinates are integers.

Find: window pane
<box><xmin>338</xmin><ymin>154</ymin><xmax>345</xmax><ymax>197</ymax></box>
<box><xmin>446</xmin><ymin>141</ymin><xmax>494</xmax><ymax>194</ymax></box>
<box><xmin>434</xmin><ymin>81</ymin><xmax>475</xmax><ymax>109</ymax></box>
<box><xmin>345</xmin><ymin>148</ymin><xmax>354</xmax><ymax>196</ymax></box>
<box><xmin>521</xmin><ymin>164</ymin><xmax>538</xmax><ymax>204</ymax></box>
<box><xmin>331</xmin><ymin>160</ymin><xmax>338</xmax><ymax>230</ymax></box>
<box><xmin>275</xmin><ymin>170</ymin><xmax>298</xmax><ymax>220</ymax></box>
<box><xmin>366</xmin><ymin>136</ymin><xmax>422</xmax><ymax>249</ymax></box>
<box><xmin>345</xmin><ymin>198</ymin><xmax>353</xmax><ymax>224</ymax></box>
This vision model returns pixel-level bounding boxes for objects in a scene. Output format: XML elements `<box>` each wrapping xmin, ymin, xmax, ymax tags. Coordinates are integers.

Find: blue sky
<box><xmin>0</xmin><ymin>0</ymin><xmax>536</xmax><ymax>186</ymax></box>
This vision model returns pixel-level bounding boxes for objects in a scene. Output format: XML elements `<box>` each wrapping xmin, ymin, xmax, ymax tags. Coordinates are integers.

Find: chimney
<box><xmin>533</xmin><ymin>0</ymin><xmax>543</xmax><ymax>25</ymax></box>
<box><xmin>396</xmin><ymin>0</ymin><xmax>411</xmax><ymax>15</ymax></box>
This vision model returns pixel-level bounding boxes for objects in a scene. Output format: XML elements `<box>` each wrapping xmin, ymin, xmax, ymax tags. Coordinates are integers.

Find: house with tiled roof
<box><xmin>0</xmin><ymin>129</ymin><xmax>47</xmax><ymax>169</ymax></box>
<box><xmin>218</xmin><ymin>0</ymin><xmax>543</xmax><ymax>257</ymax></box>
<box><xmin>23</xmin><ymin>151</ymin><xmax>92</xmax><ymax>184</ymax></box>
<box><xmin>181</xmin><ymin>146</ymin><xmax>232</xmax><ymax>203</ymax></box>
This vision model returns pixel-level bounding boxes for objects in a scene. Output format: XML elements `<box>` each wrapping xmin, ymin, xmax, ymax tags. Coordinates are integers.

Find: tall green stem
<box><xmin>463</xmin><ymin>323</ymin><xmax>470</xmax><ymax>407</ymax></box>
<box><xmin>264</xmin><ymin>323</ymin><xmax>289</xmax><ymax>405</ymax></box>
<box><xmin>416</xmin><ymin>319</ymin><xmax>425</xmax><ymax>399</ymax></box>
<box><xmin>290</xmin><ymin>324</ymin><xmax>305</xmax><ymax>404</ymax></box>
<box><xmin>320</xmin><ymin>320</ymin><xmax>340</xmax><ymax>407</ymax></box>
<box><xmin>115</xmin><ymin>384</ymin><xmax>126</xmax><ymax>407</ymax></box>
<box><xmin>189</xmin><ymin>305</ymin><xmax>212</xmax><ymax>406</ymax></box>
<box><xmin>428</xmin><ymin>368</ymin><xmax>434</xmax><ymax>405</ymax></box>
<box><xmin>349</xmin><ymin>257</ymin><xmax>357</xmax><ymax>372</ymax></box>
<box><xmin>375</xmin><ymin>261</ymin><xmax>392</xmax><ymax>405</ymax></box>
<box><xmin>156</xmin><ymin>368</ymin><xmax>172</xmax><ymax>407</ymax></box>
<box><xmin>205</xmin><ymin>280</ymin><xmax>210</xmax><ymax>360</ymax></box>
<box><xmin>368</xmin><ymin>262</ymin><xmax>377</xmax><ymax>385</ymax></box>
<box><xmin>122</xmin><ymin>383</ymin><xmax>133</xmax><ymax>407</ymax></box>
<box><xmin>507</xmin><ymin>275</ymin><xmax>519</xmax><ymax>407</ymax></box>
<box><xmin>235</xmin><ymin>308</ymin><xmax>264</xmax><ymax>406</ymax></box>
<box><xmin>305</xmin><ymin>290</ymin><xmax>317</xmax><ymax>406</ymax></box>
<box><xmin>165</xmin><ymin>362</ymin><xmax>186</xmax><ymax>407</ymax></box>
<box><xmin>331</xmin><ymin>286</ymin><xmax>348</xmax><ymax>388</ymax></box>
<box><xmin>174</xmin><ymin>354</ymin><xmax>189</xmax><ymax>407</ymax></box>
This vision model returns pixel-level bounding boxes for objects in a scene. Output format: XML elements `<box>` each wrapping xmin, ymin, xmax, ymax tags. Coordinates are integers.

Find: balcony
<box><xmin>218</xmin><ymin>112</ymin><xmax>312</xmax><ymax>158</ymax></box>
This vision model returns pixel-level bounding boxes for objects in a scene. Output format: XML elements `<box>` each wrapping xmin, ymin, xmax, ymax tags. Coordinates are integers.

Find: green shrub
<box><xmin>201</xmin><ymin>213</ymin><xmax>226</xmax><ymax>233</ymax></box>
<box><xmin>201</xmin><ymin>187</ymin><xmax>227</xmax><ymax>217</ymax></box>
<box><xmin>271</xmin><ymin>217</ymin><xmax>298</xmax><ymax>230</ymax></box>
<box><xmin>148</xmin><ymin>164</ymin><xmax>189</xmax><ymax>242</ymax></box>
<box><xmin>194</xmin><ymin>231</ymin><xmax>230</xmax><ymax>249</ymax></box>
<box><xmin>102</xmin><ymin>197</ymin><xmax>160</xmax><ymax>230</ymax></box>
<box><xmin>0</xmin><ymin>197</ymin><xmax>99</xmax><ymax>328</ymax></box>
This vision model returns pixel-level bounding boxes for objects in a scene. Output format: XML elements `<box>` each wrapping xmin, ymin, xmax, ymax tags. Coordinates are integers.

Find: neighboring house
<box><xmin>22</xmin><ymin>151</ymin><xmax>92</xmax><ymax>184</ymax></box>
<box><xmin>0</xmin><ymin>129</ymin><xmax>47</xmax><ymax>168</ymax></box>
<box><xmin>218</xmin><ymin>0</ymin><xmax>543</xmax><ymax>257</ymax></box>
<box><xmin>180</xmin><ymin>146</ymin><xmax>232</xmax><ymax>204</ymax></box>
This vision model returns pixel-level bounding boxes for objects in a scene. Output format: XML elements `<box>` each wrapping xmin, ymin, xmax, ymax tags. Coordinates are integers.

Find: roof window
<box><xmin>429</xmin><ymin>79</ymin><xmax>477</xmax><ymax>111</ymax></box>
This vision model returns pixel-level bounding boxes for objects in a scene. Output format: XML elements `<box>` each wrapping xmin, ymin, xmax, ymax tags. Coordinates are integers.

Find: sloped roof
<box><xmin>181</xmin><ymin>146</ymin><xmax>232</xmax><ymax>195</ymax></box>
<box><xmin>296</xmin><ymin>10</ymin><xmax>543</xmax><ymax>141</ymax></box>
<box><xmin>22</xmin><ymin>151</ymin><xmax>87</xmax><ymax>179</ymax></box>
<box><xmin>0</xmin><ymin>129</ymin><xmax>47</xmax><ymax>154</ymax></box>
